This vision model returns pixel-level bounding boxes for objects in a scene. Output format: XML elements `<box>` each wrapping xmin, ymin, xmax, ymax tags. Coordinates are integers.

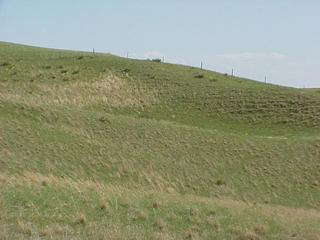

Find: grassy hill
<box><xmin>0</xmin><ymin>42</ymin><xmax>320</xmax><ymax>239</ymax></box>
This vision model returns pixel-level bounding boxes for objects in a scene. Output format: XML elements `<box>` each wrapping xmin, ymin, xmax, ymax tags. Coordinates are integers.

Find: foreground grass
<box><xmin>1</xmin><ymin>173</ymin><xmax>320</xmax><ymax>240</ymax></box>
<box><xmin>1</xmin><ymin>107</ymin><xmax>319</xmax><ymax>209</ymax></box>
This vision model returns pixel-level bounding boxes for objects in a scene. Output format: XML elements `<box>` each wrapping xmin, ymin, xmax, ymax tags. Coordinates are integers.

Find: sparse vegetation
<box><xmin>0</xmin><ymin>42</ymin><xmax>319</xmax><ymax>239</ymax></box>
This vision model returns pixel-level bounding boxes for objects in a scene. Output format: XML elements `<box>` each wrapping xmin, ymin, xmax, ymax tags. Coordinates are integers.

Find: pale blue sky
<box><xmin>1</xmin><ymin>0</ymin><xmax>319</xmax><ymax>88</ymax></box>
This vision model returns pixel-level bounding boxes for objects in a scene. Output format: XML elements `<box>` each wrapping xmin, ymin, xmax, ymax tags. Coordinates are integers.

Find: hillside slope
<box><xmin>0</xmin><ymin>42</ymin><xmax>320</xmax><ymax>239</ymax></box>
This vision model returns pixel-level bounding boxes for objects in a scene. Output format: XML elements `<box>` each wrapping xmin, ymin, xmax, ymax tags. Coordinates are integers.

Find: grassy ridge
<box><xmin>1</xmin><ymin>42</ymin><xmax>320</xmax><ymax>239</ymax></box>
<box><xmin>1</xmin><ymin>42</ymin><xmax>319</xmax><ymax>136</ymax></box>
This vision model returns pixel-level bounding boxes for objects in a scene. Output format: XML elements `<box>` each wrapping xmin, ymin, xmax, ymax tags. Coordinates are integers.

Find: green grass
<box><xmin>1</xmin><ymin>42</ymin><xmax>320</xmax><ymax>239</ymax></box>
<box><xmin>1</xmin><ymin>174</ymin><xmax>320</xmax><ymax>240</ymax></box>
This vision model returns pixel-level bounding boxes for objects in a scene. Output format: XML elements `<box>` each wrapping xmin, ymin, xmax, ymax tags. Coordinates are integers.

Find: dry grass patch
<box><xmin>189</xmin><ymin>208</ymin><xmax>199</xmax><ymax>216</ymax></box>
<box><xmin>39</xmin><ymin>225</ymin><xmax>68</xmax><ymax>238</ymax></box>
<box><xmin>75</xmin><ymin>214</ymin><xmax>86</xmax><ymax>225</ymax></box>
<box><xmin>100</xmin><ymin>201</ymin><xmax>109</xmax><ymax>211</ymax></box>
<box><xmin>153</xmin><ymin>219</ymin><xmax>167</xmax><ymax>232</ymax></box>
<box><xmin>132</xmin><ymin>209</ymin><xmax>148</xmax><ymax>221</ymax></box>
<box><xmin>184</xmin><ymin>230</ymin><xmax>200</xmax><ymax>240</ymax></box>
<box><xmin>153</xmin><ymin>201</ymin><xmax>161</xmax><ymax>209</ymax></box>
<box><xmin>16</xmin><ymin>221</ymin><xmax>32</xmax><ymax>236</ymax></box>
<box><xmin>0</xmin><ymin>71</ymin><xmax>158</xmax><ymax>108</ymax></box>
<box><xmin>253</xmin><ymin>224</ymin><xmax>266</xmax><ymax>235</ymax></box>
<box><xmin>206</xmin><ymin>216</ymin><xmax>219</xmax><ymax>231</ymax></box>
<box><xmin>152</xmin><ymin>232</ymin><xmax>177</xmax><ymax>240</ymax></box>
<box><xmin>238</xmin><ymin>230</ymin><xmax>258</xmax><ymax>240</ymax></box>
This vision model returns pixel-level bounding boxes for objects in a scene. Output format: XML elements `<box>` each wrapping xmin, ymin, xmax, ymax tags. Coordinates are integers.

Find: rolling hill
<box><xmin>0</xmin><ymin>42</ymin><xmax>320</xmax><ymax>239</ymax></box>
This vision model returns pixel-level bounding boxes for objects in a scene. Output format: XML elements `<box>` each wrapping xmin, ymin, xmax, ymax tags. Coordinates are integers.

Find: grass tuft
<box><xmin>153</xmin><ymin>219</ymin><xmax>167</xmax><ymax>232</ymax></box>
<box><xmin>76</xmin><ymin>214</ymin><xmax>86</xmax><ymax>225</ymax></box>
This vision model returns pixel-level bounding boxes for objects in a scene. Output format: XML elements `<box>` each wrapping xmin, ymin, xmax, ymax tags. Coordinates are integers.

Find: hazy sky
<box><xmin>1</xmin><ymin>0</ymin><xmax>319</xmax><ymax>88</ymax></box>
